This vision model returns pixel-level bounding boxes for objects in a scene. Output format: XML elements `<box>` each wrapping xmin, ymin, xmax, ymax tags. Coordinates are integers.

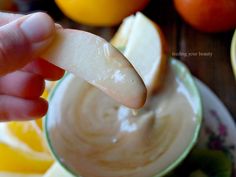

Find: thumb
<box><xmin>0</xmin><ymin>12</ymin><xmax>55</xmax><ymax>76</ymax></box>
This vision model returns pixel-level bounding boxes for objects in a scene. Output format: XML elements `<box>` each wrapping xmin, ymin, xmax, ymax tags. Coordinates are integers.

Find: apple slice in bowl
<box><xmin>44</xmin><ymin>13</ymin><xmax>202</xmax><ymax>177</ymax></box>
<box><xmin>111</xmin><ymin>12</ymin><xmax>168</xmax><ymax>95</ymax></box>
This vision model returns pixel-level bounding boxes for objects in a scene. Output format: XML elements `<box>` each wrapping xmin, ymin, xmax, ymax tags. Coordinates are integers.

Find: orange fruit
<box><xmin>55</xmin><ymin>0</ymin><xmax>149</xmax><ymax>26</ymax></box>
<box><xmin>174</xmin><ymin>0</ymin><xmax>236</xmax><ymax>32</ymax></box>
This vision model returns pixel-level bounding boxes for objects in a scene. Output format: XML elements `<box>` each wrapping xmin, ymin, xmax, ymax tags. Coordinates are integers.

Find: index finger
<box><xmin>0</xmin><ymin>12</ymin><xmax>62</xmax><ymax>28</ymax></box>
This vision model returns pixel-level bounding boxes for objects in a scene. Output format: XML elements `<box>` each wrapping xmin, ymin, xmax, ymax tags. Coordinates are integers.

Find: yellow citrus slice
<box><xmin>6</xmin><ymin>121</ymin><xmax>48</xmax><ymax>153</ymax></box>
<box><xmin>55</xmin><ymin>0</ymin><xmax>149</xmax><ymax>26</ymax></box>
<box><xmin>35</xmin><ymin>118</ymin><xmax>43</xmax><ymax>130</ymax></box>
<box><xmin>0</xmin><ymin>142</ymin><xmax>53</xmax><ymax>173</ymax></box>
<box><xmin>0</xmin><ymin>172</ymin><xmax>41</xmax><ymax>177</ymax></box>
<box><xmin>43</xmin><ymin>163</ymin><xmax>73</xmax><ymax>177</ymax></box>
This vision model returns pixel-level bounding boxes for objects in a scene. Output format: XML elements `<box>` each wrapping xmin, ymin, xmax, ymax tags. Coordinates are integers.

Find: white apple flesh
<box><xmin>112</xmin><ymin>13</ymin><xmax>168</xmax><ymax>95</ymax></box>
<box><xmin>41</xmin><ymin>29</ymin><xmax>147</xmax><ymax>108</ymax></box>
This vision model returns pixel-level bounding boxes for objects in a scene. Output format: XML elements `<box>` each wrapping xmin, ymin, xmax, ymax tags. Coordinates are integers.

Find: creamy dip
<box><xmin>47</xmin><ymin>64</ymin><xmax>198</xmax><ymax>177</ymax></box>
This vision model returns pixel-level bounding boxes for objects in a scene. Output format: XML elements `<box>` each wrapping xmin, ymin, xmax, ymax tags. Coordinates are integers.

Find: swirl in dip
<box><xmin>46</xmin><ymin>62</ymin><xmax>199</xmax><ymax>177</ymax></box>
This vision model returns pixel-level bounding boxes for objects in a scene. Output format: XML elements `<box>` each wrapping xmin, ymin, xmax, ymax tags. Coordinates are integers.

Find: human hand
<box><xmin>0</xmin><ymin>12</ymin><xmax>65</xmax><ymax>121</ymax></box>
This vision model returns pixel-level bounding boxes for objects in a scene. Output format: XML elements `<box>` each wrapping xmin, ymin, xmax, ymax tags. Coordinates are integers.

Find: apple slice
<box><xmin>41</xmin><ymin>29</ymin><xmax>147</xmax><ymax>109</ymax></box>
<box><xmin>111</xmin><ymin>15</ymin><xmax>135</xmax><ymax>50</ymax></box>
<box><xmin>111</xmin><ymin>12</ymin><xmax>168</xmax><ymax>95</ymax></box>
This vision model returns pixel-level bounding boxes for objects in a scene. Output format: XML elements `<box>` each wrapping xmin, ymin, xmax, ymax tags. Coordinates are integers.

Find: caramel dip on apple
<box><xmin>46</xmin><ymin>62</ymin><xmax>198</xmax><ymax>177</ymax></box>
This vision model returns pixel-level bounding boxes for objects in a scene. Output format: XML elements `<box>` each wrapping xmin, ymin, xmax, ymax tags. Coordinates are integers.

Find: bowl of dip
<box><xmin>44</xmin><ymin>58</ymin><xmax>202</xmax><ymax>177</ymax></box>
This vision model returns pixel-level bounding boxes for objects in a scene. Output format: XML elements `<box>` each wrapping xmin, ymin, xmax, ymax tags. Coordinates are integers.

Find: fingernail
<box><xmin>20</xmin><ymin>12</ymin><xmax>55</xmax><ymax>43</ymax></box>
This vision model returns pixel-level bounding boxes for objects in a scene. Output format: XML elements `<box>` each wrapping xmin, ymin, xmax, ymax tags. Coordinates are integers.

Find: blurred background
<box><xmin>1</xmin><ymin>0</ymin><xmax>236</xmax><ymax>176</ymax></box>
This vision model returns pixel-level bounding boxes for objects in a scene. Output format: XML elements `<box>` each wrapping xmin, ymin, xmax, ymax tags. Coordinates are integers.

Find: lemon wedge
<box><xmin>6</xmin><ymin>121</ymin><xmax>48</xmax><ymax>153</ymax></box>
<box><xmin>43</xmin><ymin>163</ymin><xmax>73</xmax><ymax>177</ymax></box>
<box><xmin>0</xmin><ymin>142</ymin><xmax>52</xmax><ymax>173</ymax></box>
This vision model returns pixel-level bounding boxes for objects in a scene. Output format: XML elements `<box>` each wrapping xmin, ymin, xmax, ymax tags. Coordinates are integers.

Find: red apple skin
<box><xmin>174</xmin><ymin>0</ymin><xmax>236</xmax><ymax>32</ymax></box>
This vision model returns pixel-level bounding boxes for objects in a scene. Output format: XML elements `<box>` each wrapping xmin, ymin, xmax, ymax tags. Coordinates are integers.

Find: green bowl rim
<box><xmin>44</xmin><ymin>72</ymin><xmax>77</xmax><ymax>177</ymax></box>
<box><xmin>44</xmin><ymin>58</ymin><xmax>202</xmax><ymax>177</ymax></box>
<box><xmin>231</xmin><ymin>29</ymin><xmax>236</xmax><ymax>78</ymax></box>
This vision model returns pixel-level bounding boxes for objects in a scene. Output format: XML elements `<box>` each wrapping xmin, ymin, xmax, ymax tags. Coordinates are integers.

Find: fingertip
<box><xmin>19</xmin><ymin>98</ymin><xmax>48</xmax><ymax>120</ymax></box>
<box><xmin>22</xmin><ymin>58</ymin><xmax>65</xmax><ymax>80</ymax></box>
<box><xmin>0</xmin><ymin>71</ymin><xmax>45</xmax><ymax>99</ymax></box>
<box><xmin>0</xmin><ymin>96</ymin><xmax>48</xmax><ymax>121</ymax></box>
<box><xmin>31</xmin><ymin>97</ymin><xmax>48</xmax><ymax>118</ymax></box>
<box><xmin>49</xmin><ymin>66</ymin><xmax>65</xmax><ymax>80</ymax></box>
